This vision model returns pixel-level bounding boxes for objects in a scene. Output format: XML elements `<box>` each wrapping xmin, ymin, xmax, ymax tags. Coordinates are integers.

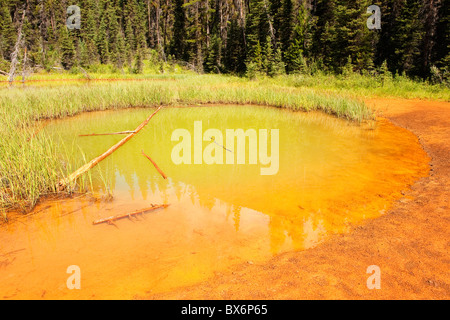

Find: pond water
<box><xmin>0</xmin><ymin>105</ymin><xmax>429</xmax><ymax>299</ymax></box>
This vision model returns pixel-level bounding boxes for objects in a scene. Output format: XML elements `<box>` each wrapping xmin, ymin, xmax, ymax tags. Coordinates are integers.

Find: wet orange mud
<box><xmin>0</xmin><ymin>100</ymin><xmax>447</xmax><ymax>300</ymax></box>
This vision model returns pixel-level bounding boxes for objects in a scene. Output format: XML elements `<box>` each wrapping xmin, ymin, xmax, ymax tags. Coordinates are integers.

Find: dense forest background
<box><xmin>0</xmin><ymin>0</ymin><xmax>448</xmax><ymax>81</ymax></box>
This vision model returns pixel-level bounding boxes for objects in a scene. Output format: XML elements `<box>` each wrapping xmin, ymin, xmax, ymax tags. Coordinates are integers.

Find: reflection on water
<box><xmin>0</xmin><ymin>105</ymin><xmax>429</xmax><ymax>299</ymax></box>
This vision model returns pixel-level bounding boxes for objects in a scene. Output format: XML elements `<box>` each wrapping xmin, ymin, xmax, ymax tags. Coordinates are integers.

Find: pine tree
<box><xmin>134</xmin><ymin>1</ymin><xmax>148</xmax><ymax>53</ymax></box>
<box><xmin>271</xmin><ymin>47</ymin><xmax>286</xmax><ymax>76</ymax></box>
<box><xmin>336</xmin><ymin>0</ymin><xmax>374</xmax><ymax>73</ymax></box>
<box><xmin>285</xmin><ymin>1</ymin><xmax>310</xmax><ymax>73</ymax></box>
<box><xmin>205</xmin><ymin>33</ymin><xmax>222</xmax><ymax>73</ymax></box>
<box><xmin>263</xmin><ymin>35</ymin><xmax>273</xmax><ymax>75</ymax></box>
<box><xmin>170</xmin><ymin>0</ymin><xmax>187</xmax><ymax>61</ymax></box>
<box><xmin>246</xmin><ymin>40</ymin><xmax>263</xmax><ymax>79</ymax></box>
<box><xmin>133</xmin><ymin>45</ymin><xmax>144</xmax><ymax>74</ymax></box>
<box><xmin>391</xmin><ymin>0</ymin><xmax>423</xmax><ymax>76</ymax></box>
<box><xmin>79</xmin><ymin>39</ymin><xmax>89</xmax><ymax>67</ymax></box>
<box><xmin>279</xmin><ymin>0</ymin><xmax>294</xmax><ymax>55</ymax></box>
<box><xmin>107</xmin><ymin>3</ymin><xmax>122</xmax><ymax>68</ymax></box>
<box><xmin>432</xmin><ymin>0</ymin><xmax>449</xmax><ymax>79</ymax></box>
<box><xmin>246</xmin><ymin>0</ymin><xmax>272</xmax><ymax>65</ymax></box>
<box><xmin>223</xmin><ymin>18</ymin><xmax>246</xmax><ymax>74</ymax></box>
<box><xmin>124</xmin><ymin>16</ymin><xmax>135</xmax><ymax>67</ymax></box>
<box><xmin>60</xmin><ymin>26</ymin><xmax>75</xmax><ymax>70</ymax></box>
<box><xmin>96</xmin><ymin>14</ymin><xmax>109</xmax><ymax>64</ymax></box>
<box><xmin>81</xmin><ymin>0</ymin><xmax>99</xmax><ymax>65</ymax></box>
<box><xmin>0</xmin><ymin>0</ymin><xmax>16</xmax><ymax>62</ymax></box>
<box><xmin>115</xmin><ymin>30</ymin><xmax>126</xmax><ymax>70</ymax></box>
<box><xmin>286</xmin><ymin>39</ymin><xmax>308</xmax><ymax>74</ymax></box>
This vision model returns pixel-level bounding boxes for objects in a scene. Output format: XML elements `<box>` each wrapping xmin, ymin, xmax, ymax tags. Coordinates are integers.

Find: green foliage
<box><xmin>60</xmin><ymin>26</ymin><xmax>75</xmax><ymax>70</ymax></box>
<box><xmin>0</xmin><ymin>0</ymin><xmax>447</xmax><ymax>80</ymax></box>
<box><xmin>0</xmin><ymin>0</ymin><xmax>16</xmax><ymax>60</ymax></box>
<box><xmin>132</xmin><ymin>46</ymin><xmax>144</xmax><ymax>74</ymax></box>
<box><xmin>205</xmin><ymin>34</ymin><xmax>222</xmax><ymax>73</ymax></box>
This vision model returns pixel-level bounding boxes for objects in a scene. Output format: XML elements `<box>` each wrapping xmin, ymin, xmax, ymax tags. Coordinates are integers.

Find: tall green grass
<box><xmin>275</xmin><ymin>72</ymin><xmax>450</xmax><ymax>101</ymax></box>
<box><xmin>0</xmin><ymin>73</ymin><xmax>380</xmax><ymax>215</ymax></box>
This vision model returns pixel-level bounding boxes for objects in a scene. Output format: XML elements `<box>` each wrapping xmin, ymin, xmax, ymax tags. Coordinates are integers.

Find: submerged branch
<box><xmin>141</xmin><ymin>150</ymin><xmax>168</xmax><ymax>179</ymax></box>
<box><xmin>92</xmin><ymin>204</ymin><xmax>169</xmax><ymax>225</ymax></box>
<box><xmin>79</xmin><ymin>131</ymin><xmax>136</xmax><ymax>137</ymax></box>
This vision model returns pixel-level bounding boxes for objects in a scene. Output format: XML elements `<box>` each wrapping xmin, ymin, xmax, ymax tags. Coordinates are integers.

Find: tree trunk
<box><xmin>8</xmin><ymin>8</ymin><xmax>26</xmax><ymax>84</ymax></box>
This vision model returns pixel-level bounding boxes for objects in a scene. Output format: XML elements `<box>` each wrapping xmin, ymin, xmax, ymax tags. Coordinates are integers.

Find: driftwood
<box><xmin>141</xmin><ymin>150</ymin><xmax>168</xmax><ymax>179</ymax></box>
<box><xmin>92</xmin><ymin>204</ymin><xmax>169</xmax><ymax>225</ymax></box>
<box><xmin>79</xmin><ymin>131</ymin><xmax>135</xmax><ymax>137</ymax></box>
<box><xmin>57</xmin><ymin>106</ymin><xmax>163</xmax><ymax>191</ymax></box>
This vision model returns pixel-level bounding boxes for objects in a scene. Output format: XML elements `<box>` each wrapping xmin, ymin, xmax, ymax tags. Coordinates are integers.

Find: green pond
<box><xmin>0</xmin><ymin>105</ymin><xmax>429</xmax><ymax>299</ymax></box>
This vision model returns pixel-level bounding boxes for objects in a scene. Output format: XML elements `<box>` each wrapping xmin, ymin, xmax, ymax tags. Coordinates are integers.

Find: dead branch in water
<box><xmin>141</xmin><ymin>150</ymin><xmax>168</xmax><ymax>179</ymax></box>
<box><xmin>78</xmin><ymin>131</ymin><xmax>135</xmax><ymax>137</ymax></box>
<box><xmin>57</xmin><ymin>106</ymin><xmax>163</xmax><ymax>191</ymax></box>
<box><xmin>92</xmin><ymin>204</ymin><xmax>169</xmax><ymax>225</ymax></box>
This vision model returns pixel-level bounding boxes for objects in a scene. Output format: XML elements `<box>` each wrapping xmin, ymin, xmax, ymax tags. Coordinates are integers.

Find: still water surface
<box><xmin>0</xmin><ymin>105</ymin><xmax>429</xmax><ymax>299</ymax></box>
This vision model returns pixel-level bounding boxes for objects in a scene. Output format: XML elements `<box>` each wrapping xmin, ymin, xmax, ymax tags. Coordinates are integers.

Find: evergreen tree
<box><xmin>0</xmin><ymin>0</ymin><xmax>16</xmax><ymax>62</ymax></box>
<box><xmin>60</xmin><ymin>26</ymin><xmax>75</xmax><ymax>70</ymax></box>
<box><xmin>96</xmin><ymin>13</ymin><xmax>109</xmax><ymax>64</ymax></box>
<box><xmin>115</xmin><ymin>30</ymin><xmax>126</xmax><ymax>70</ymax></box>
<box><xmin>170</xmin><ymin>0</ymin><xmax>187</xmax><ymax>61</ymax></box>
<box><xmin>133</xmin><ymin>44</ymin><xmax>144</xmax><ymax>74</ymax></box>
<box><xmin>246</xmin><ymin>40</ymin><xmax>263</xmax><ymax>79</ymax></box>
<box><xmin>263</xmin><ymin>35</ymin><xmax>273</xmax><ymax>75</ymax></box>
<box><xmin>271</xmin><ymin>47</ymin><xmax>286</xmax><ymax>76</ymax></box>
<box><xmin>205</xmin><ymin>33</ymin><xmax>222</xmax><ymax>73</ymax></box>
<box><xmin>279</xmin><ymin>0</ymin><xmax>294</xmax><ymax>55</ymax></box>
<box><xmin>107</xmin><ymin>3</ymin><xmax>122</xmax><ymax>68</ymax></box>
<box><xmin>284</xmin><ymin>1</ymin><xmax>310</xmax><ymax>73</ymax></box>
<box><xmin>391</xmin><ymin>0</ymin><xmax>423</xmax><ymax>76</ymax></box>
<box><xmin>432</xmin><ymin>0</ymin><xmax>449</xmax><ymax>79</ymax></box>
<box><xmin>246</xmin><ymin>0</ymin><xmax>272</xmax><ymax>65</ymax></box>
<box><xmin>223</xmin><ymin>18</ymin><xmax>246</xmax><ymax>74</ymax></box>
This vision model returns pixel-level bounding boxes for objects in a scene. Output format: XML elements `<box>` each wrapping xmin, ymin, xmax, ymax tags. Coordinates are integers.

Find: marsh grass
<box><xmin>276</xmin><ymin>73</ymin><xmax>450</xmax><ymax>101</ymax></box>
<box><xmin>3</xmin><ymin>72</ymin><xmax>444</xmax><ymax>215</ymax></box>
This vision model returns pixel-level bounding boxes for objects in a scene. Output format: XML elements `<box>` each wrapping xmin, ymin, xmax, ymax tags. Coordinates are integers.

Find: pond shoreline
<box><xmin>0</xmin><ymin>96</ymin><xmax>371</xmax><ymax>215</ymax></box>
<box><xmin>141</xmin><ymin>98</ymin><xmax>450</xmax><ymax>300</ymax></box>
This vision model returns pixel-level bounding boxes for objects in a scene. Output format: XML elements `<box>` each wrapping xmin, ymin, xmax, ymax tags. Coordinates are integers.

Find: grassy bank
<box><xmin>272</xmin><ymin>73</ymin><xmax>450</xmax><ymax>101</ymax></box>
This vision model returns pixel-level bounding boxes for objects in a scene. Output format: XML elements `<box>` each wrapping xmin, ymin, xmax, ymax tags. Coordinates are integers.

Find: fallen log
<box><xmin>79</xmin><ymin>131</ymin><xmax>136</xmax><ymax>137</ymax></box>
<box><xmin>92</xmin><ymin>204</ymin><xmax>169</xmax><ymax>225</ymax></box>
<box><xmin>141</xmin><ymin>150</ymin><xmax>168</xmax><ymax>179</ymax></box>
<box><xmin>57</xmin><ymin>106</ymin><xmax>163</xmax><ymax>191</ymax></box>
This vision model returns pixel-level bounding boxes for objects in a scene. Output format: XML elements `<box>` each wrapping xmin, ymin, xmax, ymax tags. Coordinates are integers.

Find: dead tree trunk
<box><xmin>8</xmin><ymin>8</ymin><xmax>27</xmax><ymax>84</ymax></box>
